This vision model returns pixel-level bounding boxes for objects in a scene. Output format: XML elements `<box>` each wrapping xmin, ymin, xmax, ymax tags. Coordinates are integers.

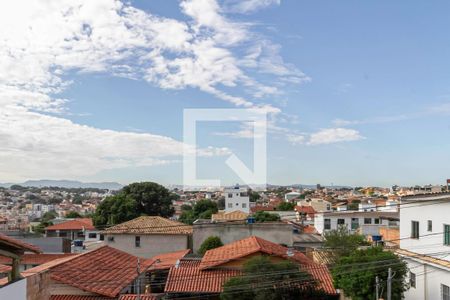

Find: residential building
<box><xmin>397</xmin><ymin>192</ymin><xmax>450</xmax><ymax>300</ymax></box>
<box><xmin>284</xmin><ymin>191</ymin><xmax>301</xmax><ymax>202</ymax></box>
<box><xmin>211</xmin><ymin>210</ymin><xmax>248</xmax><ymax>222</ymax></box>
<box><xmin>0</xmin><ymin>253</ymin><xmax>77</xmax><ymax>272</ymax></box>
<box><xmin>314</xmin><ymin>211</ymin><xmax>399</xmax><ymax>236</ymax></box>
<box><xmin>297</xmin><ymin>198</ymin><xmax>332</xmax><ymax>212</ymax></box>
<box><xmin>102</xmin><ymin>216</ymin><xmax>192</xmax><ymax>258</ymax></box>
<box><xmin>44</xmin><ymin>218</ymin><xmax>96</xmax><ymax>241</ymax></box>
<box><xmin>165</xmin><ymin>236</ymin><xmax>337</xmax><ymax>298</ymax></box>
<box><xmin>224</xmin><ymin>185</ymin><xmax>250</xmax><ymax>213</ymax></box>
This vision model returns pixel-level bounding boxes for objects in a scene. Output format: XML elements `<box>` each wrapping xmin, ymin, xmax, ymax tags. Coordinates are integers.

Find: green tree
<box><xmin>248</xmin><ymin>190</ymin><xmax>261</xmax><ymax>202</ymax></box>
<box><xmin>277</xmin><ymin>202</ymin><xmax>295</xmax><ymax>211</ymax></box>
<box><xmin>252</xmin><ymin>211</ymin><xmax>280</xmax><ymax>222</ymax></box>
<box><xmin>65</xmin><ymin>211</ymin><xmax>82</xmax><ymax>218</ymax></box>
<box><xmin>198</xmin><ymin>236</ymin><xmax>223</xmax><ymax>255</ymax></box>
<box><xmin>179</xmin><ymin>199</ymin><xmax>218</xmax><ymax>224</ymax></box>
<box><xmin>347</xmin><ymin>199</ymin><xmax>361</xmax><ymax>211</ymax></box>
<box><xmin>93</xmin><ymin>182</ymin><xmax>176</xmax><ymax>226</ymax></box>
<box><xmin>122</xmin><ymin>182</ymin><xmax>175</xmax><ymax>217</ymax></box>
<box><xmin>41</xmin><ymin>211</ymin><xmax>58</xmax><ymax>222</ymax></box>
<box><xmin>332</xmin><ymin>247</ymin><xmax>408</xmax><ymax>300</ymax></box>
<box><xmin>323</xmin><ymin>226</ymin><xmax>368</xmax><ymax>258</ymax></box>
<box><xmin>221</xmin><ymin>256</ymin><xmax>326</xmax><ymax>300</ymax></box>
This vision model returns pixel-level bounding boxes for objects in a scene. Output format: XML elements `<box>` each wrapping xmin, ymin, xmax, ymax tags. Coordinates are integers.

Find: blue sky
<box><xmin>1</xmin><ymin>0</ymin><xmax>450</xmax><ymax>187</ymax></box>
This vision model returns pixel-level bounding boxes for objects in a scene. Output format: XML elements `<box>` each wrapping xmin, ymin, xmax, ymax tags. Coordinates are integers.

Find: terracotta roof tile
<box><xmin>0</xmin><ymin>263</ymin><xmax>11</xmax><ymax>273</ymax></box>
<box><xmin>164</xmin><ymin>259</ymin><xmax>242</xmax><ymax>293</ymax></box>
<box><xmin>199</xmin><ymin>236</ymin><xmax>312</xmax><ymax>270</ymax></box>
<box><xmin>50</xmin><ymin>296</ymin><xmax>114</xmax><ymax>300</ymax></box>
<box><xmin>118</xmin><ymin>294</ymin><xmax>162</xmax><ymax>300</ymax></box>
<box><xmin>294</xmin><ymin>206</ymin><xmax>317</xmax><ymax>218</ymax></box>
<box><xmin>49</xmin><ymin>246</ymin><xmax>152</xmax><ymax>297</ymax></box>
<box><xmin>302</xmin><ymin>264</ymin><xmax>336</xmax><ymax>294</ymax></box>
<box><xmin>212</xmin><ymin>210</ymin><xmax>249</xmax><ymax>221</ymax></box>
<box><xmin>0</xmin><ymin>253</ymin><xmax>78</xmax><ymax>265</ymax></box>
<box><xmin>147</xmin><ymin>249</ymin><xmax>191</xmax><ymax>270</ymax></box>
<box><xmin>102</xmin><ymin>216</ymin><xmax>192</xmax><ymax>235</ymax></box>
<box><xmin>21</xmin><ymin>255</ymin><xmax>82</xmax><ymax>277</ymax></box>
<box><xmin>0</xmin><ymin>233</ymin><xmax>41</xmax><ymax>253</ymax></box>
<box><xmin>46</xmin><ymin>218</ymin><xmax>95</xmax><ymax>231</ymax></box>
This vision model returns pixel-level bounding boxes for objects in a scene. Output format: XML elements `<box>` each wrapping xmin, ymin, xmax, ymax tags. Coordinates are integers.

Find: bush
<box><xmin>198</xmin><ymin>236</ymin><xmax>223</xmax><ymax>255</ymax></box>
<box><xmin>253</xmin><ymin>211</ymin><xmax>280</xmax><ymax>222</ymax></box>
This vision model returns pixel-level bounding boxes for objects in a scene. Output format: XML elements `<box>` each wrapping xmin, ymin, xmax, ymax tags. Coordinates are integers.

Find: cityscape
<box><xmin>1</xmin><ymin>1</ymin><xmax>450</xmax><ymax>300</ymax></box>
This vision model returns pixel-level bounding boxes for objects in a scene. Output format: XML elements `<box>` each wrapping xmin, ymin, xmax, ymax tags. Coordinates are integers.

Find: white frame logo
<box><xmin>183</xmin><ymin>108</ymin><xmax>267</xmax><ymax>189</ymax></box>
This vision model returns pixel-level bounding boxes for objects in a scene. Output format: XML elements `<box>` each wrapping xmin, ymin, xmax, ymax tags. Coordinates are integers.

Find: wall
<box><xmin>315</xmin><ymin>213</ymin><xmax>397</xmax><ymax>235</ymax></box>
<box><xmin>26</xmin><ymin>271</ymin><xmax>50</xmax><ymax>300</ymax></box>
<box><xmin>379</xmin><ymin>227</ymin><xmax>399</xmax><ymax>246</ymax></box>
<box><xmin>104</xmin><ymin>234</ymin><xmax>190</xmax><ymax>258</ymax></box>
<box><xmin>193</xmin><ymin>222</ymin><xmax>292</xmax><ymax>253</ymax></box>
<box><xmin>403</xmin><ymin>257</ymin><xmax>450</xmax><ymax>300</ymax></box>
<box><xmin>400</xmin><ymin>200</ymin><xmax>450</xmax><ymax>256</ymax></box>
<box><xmin>0</xmin><ymin>278</ymin><xmax>26</xmax><ymax>300</ymax></box>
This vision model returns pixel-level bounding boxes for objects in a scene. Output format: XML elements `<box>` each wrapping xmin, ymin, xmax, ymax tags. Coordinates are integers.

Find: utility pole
<box><xmin>387</xmin><ymin>267</ymin><xmax>392</xmax><ymax>300</ymax></box>
<box><xmin>137</xmin><ymin>258</ymin><xmax>141</xmax><ymax>300</ymax></box>
<box><xmin>376</xmin><ymin>276</ymin><xmax>380</xmax><ymax>300</ymax></box>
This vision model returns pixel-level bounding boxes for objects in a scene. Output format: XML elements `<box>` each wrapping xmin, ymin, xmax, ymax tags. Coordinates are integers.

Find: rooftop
<box><xmin>50</xmin><ymin>296</ymin><xmax>114</xmax><ymax>300</ymax></box>
<box><xmin>147</xmin><ymin>249</ymin><xmax>191</xmax><ymax>270</ymax></box>
<box><xmin>102</xmin><ymin>216</ymin><xmax>192</xmax><ymax>235</ymax></box>
<box><xmin>211</xmin><ymin>210</ymin><xmax>249</xmax><ymax>221</ymax></box>
<box><xmin>45</xmin><ymin>218</ymin><xmax>95</xmax><ymax>231</ymax></box>
<box><xmin>0</xmin><ymin>233</ymin><xmax>41</xmax><ymax>253</ymax></box>
<box><xmin>0</xmin><ymin>253</ymin><xmax>77</xmax><ymax>265</ymax></box>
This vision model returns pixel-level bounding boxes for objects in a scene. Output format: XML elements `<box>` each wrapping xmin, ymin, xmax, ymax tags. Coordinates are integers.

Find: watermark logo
<box><xmin>183</xmin><ymin>108</ymin><xmax>267</xmax><ymax>189</ymax></box>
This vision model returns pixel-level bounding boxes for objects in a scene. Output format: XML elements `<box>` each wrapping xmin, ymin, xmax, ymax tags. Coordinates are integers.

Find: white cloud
<box><xmin>308</xmin><ymin>128</ymin><xmax>364</xmax><ymax>145</ymax></box>
<box><xmin>286</xmin><ymin>134</ymin><xmax>306</xmax><ymax>145</ymax></box>
<box><xmin>224</xmin><ymin>0</ymin><xmax>281</xmax><ymax>14</ymax></box>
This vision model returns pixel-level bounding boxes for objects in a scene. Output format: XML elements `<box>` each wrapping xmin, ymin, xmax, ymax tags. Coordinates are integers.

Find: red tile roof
<box><xmin>50</xmin><ymin>296</ymin><xmax>114</xmax><ymax>300</ymax></box>
<box><xmin>0</xmin><ymin>233</ymin><xmax>41</xmax><ymax>253</ymax></box>
<box><xmin>0</xmin><ymin>253</ymin><xmax>78</xmax><ymax>265</ymax></box>
<box><xmin>302</xmin><ymin>225</ymin><xmax>317</xmax><ymax>234</ymax></box>
<box><xmin>250</xmin><ymin>205</ymin><xmax>276</xmax><ymax>213</ymax></box>
<box><xmin>119</xmin><ymin>295</ymin><xmax>162</xmax><ymax>300</ymax></box>
<box><xmin>294</xmin><ymin>205</ymin><xmax>317</xmax><ymax>218</ymax></box>
<box><xmin>199</xmin><ymin>236</ymin><xmax>312</xmax><ymax>270</ymax></box>
<box><xmin>165</xmin><ymin>259</ymin><xmax>242</xmax><ymax>293</ymax></box>
<box><xmin>147</xmin><ymin>249</ymin><xmax>191</xmax><ymax>271</ymax></box>
<box><xmin>302</xmin><ymin>264</ymin><xmax>336</xmax><ymax>295</ymax></box>
<box><xmin>102</xmin><ymin>216</ymin><xmax>192</xmax><ymax>235</ymax></box>
<box><xmin>46</xmin><ymin>218</ymin><xmax>95</xmax><ymax>231</ymax></box>
<box><xmin>50</xmin><ymin>246</ymin><xmax>152</xmax><ymax>297</ymax></box>
<box><xmin>0</xmin><ymin>263</ymin><xmax>11</xmax><ymax>273</ymax></box>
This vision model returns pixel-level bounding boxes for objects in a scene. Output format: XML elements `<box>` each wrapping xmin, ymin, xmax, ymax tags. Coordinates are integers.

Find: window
<box><xmin>374</xmin><ymin>218</ymin><xmax>380</xmax><ymax>224</ymax></box>
<box><xmin>411</xmin><ymin>221</ymin><xmax>419</xmax><ymax>239</ymax></box>
<box><xmin>135</xmin><ymin>236</ymin><xmax>141</xmax><ymax>248</ymax></box>
<box><xmin>410</xmin><ymin>272</ymin><xmax>416</xmax><ymax>288</ymax></box>
<box><xmin>235</xmin><ymin>203</ymin><xmax>239</xmax><ymax>206</ymax></box>
<box><xmin>351</xmin><ymin>218</ymin><xmax>359</xmax><ymax>230</ymax></box>
<box><xmin>428</xmin><ymin>220</ymin><xmax>433</xmax><ymax>232</ymax></box>
<box><xmin>228</xmin><ymin>203</ymin><xmax>232</xmax><ymax>208</ymax></box>
<box><xmin>99</xmin><ymin>234</ymin><xmax>104</xmax><ymax>241</ymax></box>
<box><xmin>88</xmin><ymin>233</ymin><xmax>97</xmax><ymax>239</ymax></box>
<box><xmin>107</xmin><ymin>236</ymin><xmax>115</xmax><ymax>242</ymax></box>
<box><xmin>242</xmin><ymin>203</ymin><xmax>247</xmax><ymax>208</ymax></box>
<box><xmin>442</xmin><ymin>284</ymin><xmax>450</xmax><ymax>300</ymax></box>
<box><xmin>77</xmin><ymin>231</ymin><xmax>85</xmax><ymax>238</ymax></box>
<box><xmin>324</xmin><ymin>219</ymin><xmax>331</xmax><ymax>230</ymax></box>
<box><xmin>228</xmin><ymin>193</ymin><xmax>233</xmax><ymax>198</ymax></box>
<box><xmin>337</xmin><ymin>219</ymin><xmax>345</xmax><ymax>225</ymax></box>
<box><xmin>444</xmin><ymin>224</ymin><xmax>450</xmax><ymax>246</ymax></box>
<box><xmin>364</xmin><ymin>218</ymin><xmax>372</xmax><ymax>224</ymax></box>
<box><xmin>59</xmin><ymin>231</ymin><xmax>67</xmax><ymax>237</ymax></box>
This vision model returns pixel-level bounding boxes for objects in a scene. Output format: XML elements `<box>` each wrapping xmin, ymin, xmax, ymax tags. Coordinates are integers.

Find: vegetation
<box><xmin>221</xmin><ymin>256</ymin><xmax>327</xmax><ymax>300</ymax></box>
<box><xmin>217</xmin><ymin>196</ymin><xmax>225</xmax><ymax>210</ymax></box>
<box><xmin>323</xmin><ymin>226</ymin><xmax>368</xmax><ymax>258</ymax></box>
<box><xmin>93</xmin><ymin>182</ymin><xmax>176</xmax><ymax>226</ymax></box>
<box><xmin>248</xmin><ymin>190</ymin><xmax>261</xmax><ymax>202</ymax></box>
<box><xmin>65</xmin><ymin>211</ymin><xmax>82</xmax><ymax>218</ymax></box>
<box><xmin>332</xmin><ymin>247</ymin><xmax>408</xmax><ymax>300</ymax></box>
<box><xmin>347</xmin><ymin>199</ymin><xmax>361</xmax><ymax>210</ymax></box>
<box><xmin>198</xmin><ymin>236</ymin><xmax>223</xmax><ymax>255</ymax></box>
<box><xmin>252</xmin><ymin>211</ymin><xmax>280</xmax><ymax>222</ymax></box>
<box><xmin>179</xmin><ymin>199</ymin><xmax>218</xmax><ymax>224</ymax></box>
<box><xmin>277</xmin><ymin>201</ymin><xmax>295</xmax><ymax>211</ymax></box>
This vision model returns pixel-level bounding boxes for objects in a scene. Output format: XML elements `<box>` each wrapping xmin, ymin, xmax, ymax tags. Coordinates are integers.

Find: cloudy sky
<box><xmin>1</xmin><ymin>0</ymin><xmax>450</xmax><ymax>187</ymax></box>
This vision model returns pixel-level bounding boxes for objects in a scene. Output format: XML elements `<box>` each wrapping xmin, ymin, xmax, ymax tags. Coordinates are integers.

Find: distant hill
<box><xmin>1</xmin><ymin>180</ymin><xmax>123</xmax><ymax>190</ymax></box>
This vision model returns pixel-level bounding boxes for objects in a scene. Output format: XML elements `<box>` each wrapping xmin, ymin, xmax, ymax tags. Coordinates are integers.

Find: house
<box><xmin>0</xmin><ymin>233</ymin><xmax>41</xmax><ymax>281</ymax></box>
<box><xmin>397</xmin><ymin>192</ymin><xmax>450</xmax><ymax>300</ymax></box>
<box><xmin>297</xmin><ymin>198</ymin><xmax>332</xmax><ymax>212</ymax></box>
<box><xmin>45</xmin><ymin>218</ymin><xmax>97</xmax><ymax>241</ymax></box>
<box><xmin>165</xmin><ymin>236</ymin><xmax>337</xmax><ymax>299</ymax></box>
<box><xmin>294</xmin><ymin>205</ymin><xmax>317</xmax><ymax>224</ymax></box>
<box><xmin>314</xmin><ymin>210</ymin><xmax>399</xmax><ymax>236</ymax></box>
<box><xmin>211</xmin><ymin>210</ymin><xmax>248</xmax><ymax>222</ymax></box>
<box><xmin>224</xmin><ymin>185</ymin><xmax>250</xmax><ymax>213</ymax></box>
<box><xmin>0</xmin><ymin>253</ymin><xmax>77</xmax><ymax>272</ymax></box>
<box><xmin>102</xmin><ymin>216</ymin><xmax>192</xmax><ymax>258</ymax></box>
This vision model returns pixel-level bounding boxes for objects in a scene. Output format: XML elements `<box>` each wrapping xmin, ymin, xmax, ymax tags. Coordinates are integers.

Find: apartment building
<box><xmin>398</xmin><ymin>192</ymin><xmax>450</xmax><ymax>300</ymax></box>
<box><xmin>224</xmin><ymin>185</ymin><xmax>250</xmax><ymax>213</ymax></box>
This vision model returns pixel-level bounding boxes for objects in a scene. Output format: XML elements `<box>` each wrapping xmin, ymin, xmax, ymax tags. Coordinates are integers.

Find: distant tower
<box><xmin>224</xmin><ymin>185</ymin><xmax>250</xmax><ymax>213</ymax></box>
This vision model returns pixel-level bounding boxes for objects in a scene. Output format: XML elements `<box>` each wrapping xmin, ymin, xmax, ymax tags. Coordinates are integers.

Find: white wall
<box><xmin>400</xmin><ymin>200</ymin><xmax>450</xmax><ymax>256</ymax></box>
<box><xmin>403</xmin><ymin>256</ymin><xmax>450</xmax><ymax>300</ymax></box>
<box><xmin>315</xmin><ymin>213</ymin><xmax>396</xmax><ymax>235</ymax></box>
<box><xmin>0</xmin><ymin>278</ymin><xmax>26</xmax><ymax>300</ymax></box>
<box><xmin>224</xmin><ymin>187</ymin><xmax>249</xmax><ymax>213</ymax></box>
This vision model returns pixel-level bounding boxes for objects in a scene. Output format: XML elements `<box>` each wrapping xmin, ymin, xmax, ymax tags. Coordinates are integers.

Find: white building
<box><xmin>398</xmin><ymin>193</ymin><xmax>450</xmax><ymax>300</ymax></box>
<box><xmin>285</xmin><ymin>192</ymin><xmax>301</xmax><ymax>202</ymax></box>
<box><xmin>224</xmin><ymin>185</ymin><xmax>250</xmax><ymax>213</ymax></box>
<box><xmin>315</xmin><ymin>210</ymin><xmax>399</xmax><ymax>236</ymax></box>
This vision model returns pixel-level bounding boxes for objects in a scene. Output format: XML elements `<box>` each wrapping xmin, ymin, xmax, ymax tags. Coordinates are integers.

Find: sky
<box><xmin>1</xmin><ymin>0</ymin><xmax>450</xmax><ymax>187</ymax></box>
